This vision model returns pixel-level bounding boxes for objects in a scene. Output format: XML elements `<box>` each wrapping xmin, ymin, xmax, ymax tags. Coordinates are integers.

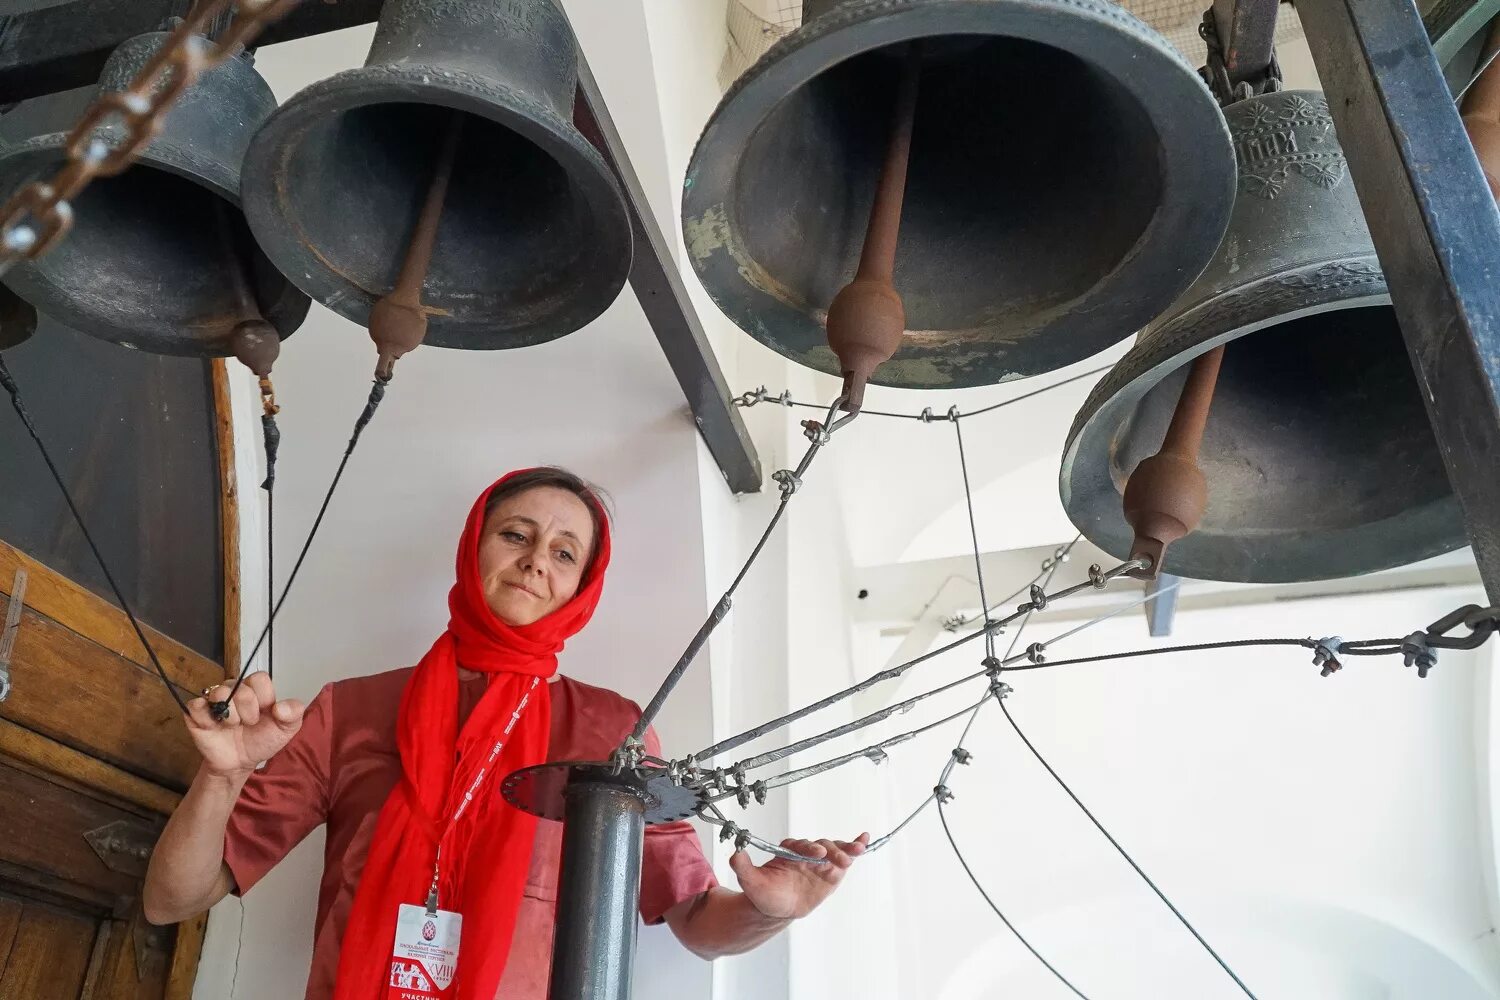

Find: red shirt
<box><xmin>224</xmin><ymin>670</ymin><xmax>718</xmax><ymax>1000</ymax></box>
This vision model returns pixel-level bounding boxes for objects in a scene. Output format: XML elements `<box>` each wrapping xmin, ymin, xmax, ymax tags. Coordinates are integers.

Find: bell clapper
<box><xmin>215</xmin><ymin>198</ymin><xmax>281</xmax><ymax>379</ymax></box>
<box><xmin>824</xmin><ymin>43</ymin><xmax>922</xmax><ymax>415</ymax></box>
<box><xmin>1121</xmin><ymin>345</ymin><xmax>1226</xmax><ymax>579</ymax></box>
<box><xmin>369</xmin><ymin>111</ymin><xmax>464</xmax><ymax>381</ymax></box>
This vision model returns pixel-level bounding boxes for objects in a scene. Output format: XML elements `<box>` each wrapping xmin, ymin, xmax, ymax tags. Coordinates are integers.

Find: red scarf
<box><xmin>333</xmin><ymin>471</ymin><xmax>611</xmax><ymax>1000</ymax></box>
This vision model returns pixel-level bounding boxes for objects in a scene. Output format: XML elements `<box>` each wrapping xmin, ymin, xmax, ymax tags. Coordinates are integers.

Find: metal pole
<box><xmin>1300</xmin><ymin>0</ymin><xmax>1500</xmax><ymax>604</ymax></box>
<box><xmin>548</xmin><ymin>779</ymin><xmax>648</xmax><ymax>1000</ymax></box>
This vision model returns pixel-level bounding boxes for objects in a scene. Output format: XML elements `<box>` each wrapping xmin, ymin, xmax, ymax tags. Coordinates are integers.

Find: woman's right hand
<box><xmin>186</xmin><ymin>672</ymin><xmax>305</xmax><ymax>780</ymax></box>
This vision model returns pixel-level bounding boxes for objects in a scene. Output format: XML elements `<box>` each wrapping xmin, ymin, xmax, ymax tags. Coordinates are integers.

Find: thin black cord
<box><xmin>951</xmin><ymin>415</ymin><xmax>994</xmax><ymax>657</ymax></box>
<box><xmin>998</xmin><ymin>699</ymin><xmax>1259</xmax><ymax>999</ymax></box>
<box><xmin>928</xmin><ymin>525</ymin><xmax>1092</xmax><ymax>997</ymax></box>
<box><xmin>215</xmin><ymin>375</ymin><xmax>391</xmax><ymax>716</ymax></box>
<box><xmin>938</xmin><ymin>795</ymin><xmax>1093</xmax><ymax>999</ymax></box>
<box><xmin>1000</xmin><ymin>637</ymin><xmax>1322</xmax><ymax>672</ymax></box>
<box><xmin>261</xmin><ymin>409</ymin><xmax>279</xmax><ymax>681</ymax></box>
<box><xmin>0</xmin><ymin>354</ymin><xmax>192</xmax><ymax>714</ymax></box>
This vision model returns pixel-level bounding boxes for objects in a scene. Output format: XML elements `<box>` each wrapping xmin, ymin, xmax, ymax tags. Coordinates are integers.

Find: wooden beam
<box><xmin>210</xmin><ymin>360</ymin><xmax>240</xmax><ymax>678</ymax></box>
<box><xmin>0</xmin><ymin>588</ymin><xmax>205</xmax><ymax>789</ymax></box>
<box><xmin>0</xmin><ymin>718</ymin><xmax>179</xmax><ymax>815</ymax></box>
<box><xmin>0</xmin><ymin>541</ymin><xmax>219</xmax><ymax>692</ymax></box>
<box><xmin>163</xmin><ymin>912</ymin><xmax>209</xmax><ymax>1000</ymax></box>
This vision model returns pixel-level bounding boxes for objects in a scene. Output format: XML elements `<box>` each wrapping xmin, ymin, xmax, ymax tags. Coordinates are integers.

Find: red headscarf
<box><xmin>333</xmin><ymin>471</ymin><xmax>612</xmax><ymax>1000</ymax></box>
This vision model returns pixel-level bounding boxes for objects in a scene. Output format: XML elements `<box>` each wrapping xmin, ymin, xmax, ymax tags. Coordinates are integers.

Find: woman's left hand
<box><xmin>728</xmin><ymin>832</ymin><xmax>870</xmax><ymax>920</ymax></box>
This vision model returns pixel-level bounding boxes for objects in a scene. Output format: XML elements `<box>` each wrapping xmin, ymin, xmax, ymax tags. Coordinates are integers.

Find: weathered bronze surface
<box><xmin>1061</xmin><ymin>90</ymin><xmax>1467</xmax><ymax>583</ymax></box>
<box><xmin>0</xmin><ymin>32</ymin><xmax>309</xmax><ymax>356</ymax></box>
<box><xmin>683</xmin><ymin>0</ymin><xmax>1236</xmax><ymax>390</ymax></box>
<box><xmin>241</xmin><ymin>0</ymin><xmax>631</xmax><ymax>352</ymax></box>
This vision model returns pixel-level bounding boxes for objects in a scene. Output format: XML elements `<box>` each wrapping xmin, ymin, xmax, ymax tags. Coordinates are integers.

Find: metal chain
<box><xmin>0</xmin><ymin>0</ymin><xmax>302</xmax><ymax>268</ymax></box>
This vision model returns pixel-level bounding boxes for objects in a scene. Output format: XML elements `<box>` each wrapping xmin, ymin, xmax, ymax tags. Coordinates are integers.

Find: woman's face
<box><xmin>477</xmin><ymin>485</ymin><xmax>596</xmax><ymax>626</ymax></box>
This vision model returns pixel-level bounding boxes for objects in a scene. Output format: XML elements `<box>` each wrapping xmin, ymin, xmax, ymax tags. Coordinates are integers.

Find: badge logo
<box><xmin>422</xmin><ymin>920</ymin><xmax>437</xmax><ymax>942</ymax></box>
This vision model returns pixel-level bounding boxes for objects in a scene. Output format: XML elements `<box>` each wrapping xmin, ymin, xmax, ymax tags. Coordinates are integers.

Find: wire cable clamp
<box><xmin>1312</xmin><ymin>636</ymin><xmax>1344</xmax><ymax>677</ymax></box>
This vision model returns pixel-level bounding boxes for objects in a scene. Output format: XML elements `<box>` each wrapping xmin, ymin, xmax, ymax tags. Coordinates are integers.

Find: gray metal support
<box><xmin>548</xmin><ymin>780</ymin><xmax>647</xmax><ymax>1000</ymax></box>
<box><xmin>1300</xmin><ymin>0</ymin><xmax>1500</xmax><ymax>603</ymax></box>
<box><xmin>1143</xmin><ymin>573</ymin><xmax>1180</xmax><ymax>639</ymax></box>
<box><xmin>1211</xmin><ymin>0</ymin><xmax>1281</xmax><ymax>85</ymax></box>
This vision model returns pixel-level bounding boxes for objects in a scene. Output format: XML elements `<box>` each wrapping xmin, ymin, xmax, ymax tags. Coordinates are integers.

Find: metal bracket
<box><xmin>1201</xmin><ymin>0</ymin><xmax>1284</xmax><ymax>106</ymax></box>
<box><xmin>84</xmin><ymin>818</ymin><xmax>156</xmax><ymax>877</ymax></box>
<box><xmin>0</xmin><ymin>567</ymin><xmax>27</xmax><ymax>702</ymax></box>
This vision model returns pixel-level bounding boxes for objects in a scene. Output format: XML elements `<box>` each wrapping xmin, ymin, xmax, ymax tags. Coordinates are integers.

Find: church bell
<box><xmin>0</xmin><ymin>30</ymin><xmax>309</xmax><ymax>358</ymax></box>
<box><xmin>1059</xmin><ymin>90</ymin><xmax>1467</xmax><ymax>583</ymax></box>
<box><xmin>682</xmin><ymin>0</ymin><xmax>1237</xmax><ymax>390</ymax></box>
<box><xmin>240</xmin><ymin>0</ymin><xmax>632</xmax><ymax>352</ymax></box>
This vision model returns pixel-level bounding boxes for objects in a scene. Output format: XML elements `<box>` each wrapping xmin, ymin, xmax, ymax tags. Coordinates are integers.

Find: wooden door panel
<box><xmin>0</xmin><ymin>761</ymin><xmax>151</xmax><ymax>910</ymax></box>
<box><xmin>0</xmin><ymin>897</ymin><xmax>19</xmax><ymax>976</ymax></box>
<box><xmin>88</xmin><ymin>916</ymin><xmax>172</xmax><ymax>1000</ymax></box>
<box><xmin>0</xmin><ymin>896</ymin><xmax>96</xmax><ymax>1000</ymax></box>
<box><xmin>0</xmin><ymin>590</ymin><xmax>203</xmax><ymax>790</ymax></box>
<box><xmin>0</xmin><ymin>339</ymin><xmax>236</xmax><ymax>999</ymax></box>
<box><xmin>0</xmin><ymin>543</ymin><xmax>219</xmax><ymax>692</ymax></box>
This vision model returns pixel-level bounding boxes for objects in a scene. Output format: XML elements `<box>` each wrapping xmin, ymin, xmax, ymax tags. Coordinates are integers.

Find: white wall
<box><xmin>842</xmin><ymin>584</ymin><xmax>1500</xmax><ymax>1000</ymax></box>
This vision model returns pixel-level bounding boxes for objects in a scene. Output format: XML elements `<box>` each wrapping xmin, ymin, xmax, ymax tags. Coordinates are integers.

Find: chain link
<box><xmin>0</xmin><ymin>0</ymin><xmax>302</xmax><ymax>267</ymax></box>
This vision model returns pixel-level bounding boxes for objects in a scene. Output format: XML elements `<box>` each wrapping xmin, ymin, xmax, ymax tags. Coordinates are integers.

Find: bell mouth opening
<box><xmin>731</xmin><ymin>35</ymin><xmax>1163</xmax><ymax>332</ymax></box>
<box><xmin>1111</xmin><ymin>304</ymin><xmax>1450</xmax><ymax>536</ymax></box>
<box><xmin>269</xmin><ymin>100</ymin><xmax>613</xmax><ymax>342</ymax></box>
<box><xmin>4</xmin><ymin>161</ymin><xmax>290</xmax><ymax>353</ymax></box>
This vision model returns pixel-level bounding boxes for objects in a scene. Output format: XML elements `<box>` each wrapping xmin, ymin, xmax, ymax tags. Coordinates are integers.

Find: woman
<box><xmin>142</xmin><ymin>467</ymin><xmax>867</xmax><ymax>1000</ymax></box>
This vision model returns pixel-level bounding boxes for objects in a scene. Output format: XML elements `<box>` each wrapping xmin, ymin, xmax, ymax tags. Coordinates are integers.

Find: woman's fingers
<box><xmin>232</xmin><ymin>682</ymin><xmax>260</xmax><ymax>728</ymax></box>
<box><xmin>184</xmin><ymin>695</ymin><xmax>218</xmax><ymax>730</ymax></box>
<box><xmin>188</xmin><ymin>681</ymin><xmax>237</xmax><ymax>728</ymax></box>
<box><xmin>243</xmin><ymin>671</ymin><xmax>277</xmax><ymax>711</ymax></box>
<box><xmin>779</xmin><ymin>838</ymin><xmax>827</xmax><ymax>860</ymax></box>
<box><xmin>814</xmin><ymin>839</ymin><xmax>853</xmax><ymax>869</ymax></box>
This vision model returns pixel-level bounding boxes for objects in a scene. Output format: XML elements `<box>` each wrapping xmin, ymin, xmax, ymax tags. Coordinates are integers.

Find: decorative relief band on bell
<box><xmin>1233</xmin><ymin>94</ymin><xmax>1347</xmax><ymax>198</ymax></box>
<box><xmin>1126</xmin><ymin>258</ymin><xmax>1387</xmax><ymax>378</ymax></box>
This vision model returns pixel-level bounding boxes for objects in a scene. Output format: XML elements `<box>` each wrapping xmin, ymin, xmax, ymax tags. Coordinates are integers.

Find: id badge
<box><xmin>387</xmin><ymin>903</ymin><xmax>462</xmax><ymax>999</ymax></box>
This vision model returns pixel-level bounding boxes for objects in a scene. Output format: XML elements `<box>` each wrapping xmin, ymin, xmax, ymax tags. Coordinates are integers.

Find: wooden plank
<box><xmin>0</xmin><ymin>542</ymin><xmax>220</xmax><ymax>692</ymax></box>
<box><xmin>0</xmin><ymin>596</ymin><xmax>199</xmax><ymax>788</ymax></box>
<box><xmin>0</xmin><ymin>719</ymin><xmax>180</xmax><ymax>817</ymax></box>
<box><xmin>0</xmin><ymin>761</ymin><xmax>147</xmax><ymax>904</ymax></box>
<box><xmin>85</xmin><ymin>911</ymin><xmax>171</xmax><ymax>1000</ymax></box>
<box><xmin>0</xmin><ymin>899</ymin><xmax>95</xmax><ymax>1000</ymax></box>
<box><xmin>210</xmin><ymin>360</ymin><xmax>240</xmax><ymax>681</ymax></box>
<box><xmin>0</xmin><ymin>860</ymin><xmax>119</xmax><ymax>917</ymax></box>
<box><xmin>0</xmin><ymin>895</ymin><xmax>21</xmax><ymax>980</ymax></box>
<box><xmin>77</xmin><ymin>918</ymin><xmax>114</xmax><ymax>1000</ymax></box>
<box><xmin>162</xmin><ymin>912</ymin><xmax>208</xmax><ymax>1000</ymax></box>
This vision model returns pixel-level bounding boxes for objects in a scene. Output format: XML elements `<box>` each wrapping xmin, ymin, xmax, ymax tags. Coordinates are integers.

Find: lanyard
<box><xmin>424</xmin><ymin>676</ymin><xmax>540</xmax><ymax>914</ymax></box>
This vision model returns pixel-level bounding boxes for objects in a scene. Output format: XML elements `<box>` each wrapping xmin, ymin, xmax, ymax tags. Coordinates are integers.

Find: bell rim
<box><xmin>1058</xmin><ymin>255</ymin><xmax>1469</xmax><ymax>582</ymax></box>
<box><xmin>241</xmin><ymin>63</ymin><xmax>634</xmax><ymax>350</ymax></box>
<box><xmin>682</xmin><ymin>0</ymin><xmax>1236</xmax><ymax>390</ymax></box>
<box><xmin>0</xmin><ymin>138</ymin><xmax>308</xmax><ymax>355</ymax></box>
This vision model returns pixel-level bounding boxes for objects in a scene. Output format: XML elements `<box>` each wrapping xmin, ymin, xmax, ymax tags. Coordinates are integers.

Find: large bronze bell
<box><xmin>0</xmin><ymin>31</ymin><xmax>309</xmax><ymax>359</ymax></box>
<box><xmin>682</xmin><ymin>0</ymin><xmax>1237</xmax><ymax>390</ymax></box>
<box><xmin>1060</xmin><ymin>90</ymin><xmax>1467</xmax><ymax>583</ymax></box>
<box><xmin>241</xmin><ymin>0</ymin><xmax>632</xmax><ymax>351</ymax></box>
